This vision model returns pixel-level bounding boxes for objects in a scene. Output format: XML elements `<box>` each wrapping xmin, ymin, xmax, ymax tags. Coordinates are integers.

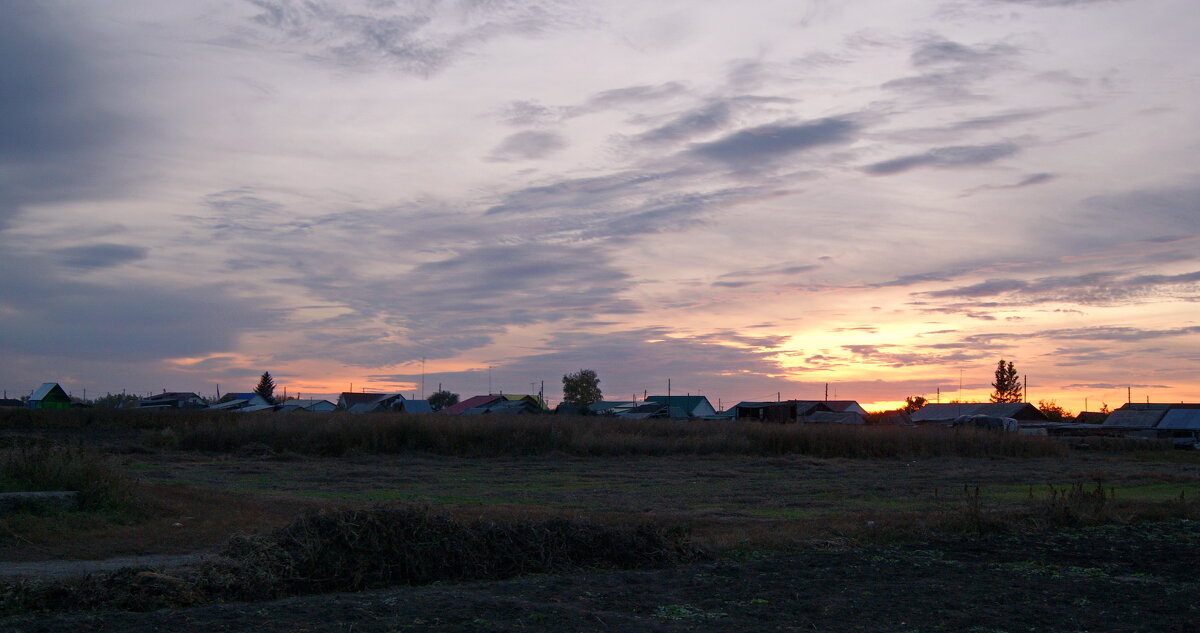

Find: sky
<box><xmin>2</xmin><ymin>0</ymin><xmax>1198</xmax><ymax>412</ymax></box>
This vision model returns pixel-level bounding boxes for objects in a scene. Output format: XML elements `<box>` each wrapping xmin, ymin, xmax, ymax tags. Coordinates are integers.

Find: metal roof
<box><xmin>1103</xmin><ymin>408</ymin><xmax>1167</xmax><ymax>427</ymax></box>
<box><xmin>911</xmin><ymin>402</ymin><xmax>1045</xmax><ymax>422</ymax></box>
<box><xmin>442</xmin><ymin>395</ymin><xmax>504</xmax><ymax>415</ymax></box>
<box><xmin>1156</xmin><ymin>409</ymin><xmax>1200</xmax><ymax>430</ymax></box>
<box><xmin>801</xmin><ymin>411</ymin><xmax>865</xmax><ymax>425</ymax></box>
<box><xmin>30</xmin><ymin>383</ymin><xmax>67</xmax><ymax>402</ymax></box>
<box><xmin>400</xmin><ymin>399</ymin><xmax>433</xmax><ymax>414</ymax></box>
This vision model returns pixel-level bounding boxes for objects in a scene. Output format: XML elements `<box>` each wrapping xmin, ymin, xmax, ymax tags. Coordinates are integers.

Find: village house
<box><xmin>138</xmin><ymin>392</ymin><xmax>208</xmax><ymax>409</ymax></box>
<box><xmin>644</xmin><ymin>395</ymin><xmax>716</xmax><ymax>419</ymax></box>
<box><xmin>27</xmin><ymin>383</ymin><xmax>72</xmax><ymax>410</ymax></box>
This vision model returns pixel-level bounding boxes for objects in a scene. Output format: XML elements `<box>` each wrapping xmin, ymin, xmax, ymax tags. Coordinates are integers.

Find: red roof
<box><xmin>441</xmin><ymin>394</ymin><xmax>503</xmax><ymax>415</ymax></box>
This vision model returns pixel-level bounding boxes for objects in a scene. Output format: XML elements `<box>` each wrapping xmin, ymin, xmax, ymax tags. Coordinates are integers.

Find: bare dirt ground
<box><xmin>2</xmin><ymin>520</ymin><xmax>1197</xmax><ymax>633</ymax></box>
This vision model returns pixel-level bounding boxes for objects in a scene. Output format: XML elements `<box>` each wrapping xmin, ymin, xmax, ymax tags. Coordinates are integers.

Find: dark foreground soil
<box><xmin>4</xmin><ymin>520</ymin><xmax>1197</xmax><ymax>633</ymax></box>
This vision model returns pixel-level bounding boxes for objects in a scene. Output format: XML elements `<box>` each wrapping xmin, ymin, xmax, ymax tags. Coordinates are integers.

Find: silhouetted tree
<box><xmin>92</xmin><ymin>392</ymin><xmax>141</xmax><ymax>408</ymax></box>
<box><xmin>903</xmin><ymin>395</ymin><xmax>928</xmax><ymax>413</ymax></box>
<box><xmin>254</xmin><ymin>371</ymin><xmax>276</xmax><ymax>402</ymax></box>
<box><xmin>562</xmin><ymin>369</ymin><xmax>602</xmax><ymax>406</ymax></box>
<box><xmin>1037</xmin><ymin>399</ymin><xmax>1072</xmax><ymax>421</ymax></box>
<box><xmin>428</xmin><ymin>389</ymin><xmax>459</xmax><ymax>412</ymax></box>
<box><xmin>989</xmin><ymin>360</ymin><xmax>1023</xmax><ymax>403</ymax></box>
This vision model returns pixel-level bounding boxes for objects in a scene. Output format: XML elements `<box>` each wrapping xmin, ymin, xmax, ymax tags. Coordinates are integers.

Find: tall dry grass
<box><xmin>0</xmin><ymin>441</ymin><xmax>142</xmax><ymax>514</ymax></box>
<box><xmin>131</xmin><ymin>412</ymin><xmax>1073</xmax><ymax>459</ymax></box>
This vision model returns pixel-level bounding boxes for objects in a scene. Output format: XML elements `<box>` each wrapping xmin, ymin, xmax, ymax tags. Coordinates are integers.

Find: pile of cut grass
<box><xmin>0</xmin><ymin>506</ymin><xmax>705</xmax><ymax>613</ymax></box>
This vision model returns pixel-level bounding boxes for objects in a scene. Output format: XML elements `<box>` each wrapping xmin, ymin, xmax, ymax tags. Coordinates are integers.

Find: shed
<box><xmin>442</xmin><ymin>395</ymin><xmax>504</xmax><ymax>415</ymax></box>
<box><xmin>396</xmin><ymin>399</ymin><xmax>433</xmax><ymax>414</ymax></box>
<box><xmin>822</xmin><ymin>400</ymin><xmax>868</xmax><ymax>415</ymax></box>
<box><xmin>1103</xmin><ymin>407</ymin><xmax>1169</xmax><ymax>428</ymax></box>
<box><xmin>276</xmin><ymin>399</ymin><xmax>337</xmax><ymax>413</ymax></box>
<box><xmin>801</xmin><ymin>410</ymin><xmax>866</xmax><ymax>425</ymax></box>
<box><xmin>644</xmin><ymin>395</ymin><xmax>716</xmax><ymax>419</ymax></box>
<box><xmin>208</xmin><ymin>393</ymin><xmax>272</xmax><ymax>411</ymax></box>
<box><xmin>28</xmin><ymin>383</ymin><xmax>71</xmax><ymax>410</ymax></box>
<box><xmin>138</xmin><ymin>392</ymin><xmax>208</xmax><ymax>409</ymax></box>
<box><xmin>911</xmin><ymin>402</ymin><xmax>1046</xmax><ymax>423</ymax></box>
<box><xmin>733</xmin><ymin>400</ymin><xmax>833</xmax><ymax>423</ymax></box>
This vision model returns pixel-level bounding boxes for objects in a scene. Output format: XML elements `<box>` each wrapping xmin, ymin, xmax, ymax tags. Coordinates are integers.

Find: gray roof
<box><xmin>1156</xmin><ymin>409</ymin><xmax>1200</xmax><ymax>430</ymax></box>
<box><xmin>911</xmin><ymin>402</ymin><xmax>1044</xmax><ymax>422</ymax></box>
<box><xmin>1103</xmin><ymin>408</ymin><xmax>1167</xmax><ymax>427</ymax></box>
<box><xmin>801</xmin><ymin>411</ymin><xmax>865</xmax><ymax>425</ymax></box>
<box><xmin>277</xmin><ymin>399</ymin><xmax>336</xmax><ymax>412</ymax></box>
<box><xmin>400</xmin><ymin>399</ymin><xmax>433</xmax><ymax>414</ymax></box>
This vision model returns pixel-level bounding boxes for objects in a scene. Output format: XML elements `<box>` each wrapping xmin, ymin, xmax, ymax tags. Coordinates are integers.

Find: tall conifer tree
<box><xmin>989</xmin><ymin>360</ymin><xmax>1022</xmax><ymax>403</ymax></box>
<box><xmin>254</xmin><ymin>371</ymin><xmax>276</xmax><ymax>402</ymax></box>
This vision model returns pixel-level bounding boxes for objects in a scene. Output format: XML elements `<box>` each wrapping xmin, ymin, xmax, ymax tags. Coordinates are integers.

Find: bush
<box><xmin>1</xmin><ymin>506</ymin><xmax>705</xmax><ymax>612</ymax></box>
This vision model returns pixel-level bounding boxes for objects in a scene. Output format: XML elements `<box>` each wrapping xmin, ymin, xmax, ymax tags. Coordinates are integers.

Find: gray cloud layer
<box><xmin>0</xmin><ymin>5</ymin><xmax>134</xmax><ymax>230</ymax></box>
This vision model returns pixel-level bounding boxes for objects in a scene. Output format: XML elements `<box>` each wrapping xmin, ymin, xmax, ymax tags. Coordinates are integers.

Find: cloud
<box><xmin>864</xmin><ymin>142</ymin><xmax>1019</xmax><ymax>175</ymax></box>
<box><xmin>718</xmin><ymin>263</ymin><xmax>820</xmax><ymax>280</ymax></box>
<box><xmin>489</xmin><ymin>131</ymin><xmax>566</xmax><ymax>161</ymax></box>
<box><xmin>632</xmin><ymin>101</ymin><xmax>733</xmax><ymax>146</ymax></box>
<box><xmin>959</xmin><ymin>173</ymin><xmax>1056</xmax><ymax>197</ymax></box>
<box><xmin>243</xmin><ymin>0</ymin><xmax>583</xmax><ymax>76</ymax></box>
<box><xmin>498</xmin><ymin>100</ymin><xmax>558</xmax><ymax>126</ymax></box>
<box><xmin>1060</xmin><ymin>383</ymin><xmax>1173</xmax><ymax>391</ymax></box>
<box><xmin>374</xmin><ymin>327</ymin><xmax>802</xmax><ymax>402</ymax></box>
<box><xmin>0</xmin><ymin>264</ymin><xmax>274</xmax><ymax>362</ymax></box>
<box><xmin>0</xmin><ymin>5</ymin><xmax>136</xmax><ymax>230</ymax></box>
<box><xmin>276</xmin><ymin>242</ymin><xmax>641</xmax><ymax>366</ymax></box>
<box><xmin>1079</xmin><ymin>184</ymin><xmax>1200</xmax><ymax>244</ymax></box>
<box><xmin>582</xmin><ymin>82</ymin><xmax>688</xmax><ymax>110</ymax></box>
<box><xmin>883</xmin><ymin>37</ymin><xmax>1020</xmax><ymax>101</ymax></box>
<box><xmin>919</xmin><ymin>269</ymin><xmax>1200</xmax><ymax>306</ymax></box>
<box><xmin>687</xmin><ymin>118</ymin><xmax>859</xmax><ymax>167</ymax></box>
<box><xmin>992</xmin><ymin>0</ymin><xmax>1120</xmax><ymax>7</ymax></box>
<box><xmin>55</xmin><ymin>244</ymin><xmax>148</xmax><ymax>270</ymax></box>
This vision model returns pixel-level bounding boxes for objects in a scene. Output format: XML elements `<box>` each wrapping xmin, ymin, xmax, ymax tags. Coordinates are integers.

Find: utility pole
<box><xmin>421</xmin><ymin>357</ymin><xmax>425</xmax><ymax>400</ymax></box>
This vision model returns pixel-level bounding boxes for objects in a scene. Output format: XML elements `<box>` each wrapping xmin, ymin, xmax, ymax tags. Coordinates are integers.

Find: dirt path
<box><xmin>0</xmin><ymin>554</ymin><xmax>211</xmax><ymax>580</ymax></box>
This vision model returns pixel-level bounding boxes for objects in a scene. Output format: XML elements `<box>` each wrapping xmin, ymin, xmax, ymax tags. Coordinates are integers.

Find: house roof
<box><xmin>0</xmin><ymin>398</ymin><xmax>24</xmax><ymax>407</ymax></box>
<box><xmin>30</xmin><ymin>383</ymin><xmax>69</xmax><ymax>402</ymax></box>
<box><xmin>1157</xmin><ymin>409</ymin><xmax>1200</xmax><ymax>431</ymax></box>
<box><xmin>801</xmin><ymin>411</ymin><xmax>865</xmax><ymax>425</ymax></box>
<box><xmin>498</xmin><ymin>394</ymin><xmax>549</xmax><ymax>410</ymax></box>
<box><xmin>910</xmin><ymin>402</ymin><xmax>1046</xmax><ymax>422</ymax></box>
<box><xmin>277</xmin><ymin>399</ymin><xmax>336</xmax><ymax>411</ymax></box>
<box><xmin>143</xmin><ymin>392</ymin><xmax>202</xmax><ymax>401</ymax></box>
<box><xmin>399</xmin><ymin>399</ymin><xmax>433</xmax><ymax>414</ymax></box>
<box><xmin>339</xmin><ymin>392</ymin><xmax>387</xmax><ymax>407</ymax></box>
<box><xmin>822</xmin><ymin>400</ymin><xmax>866</xmax><ymax>413</ymax></box>
<box><xmin>587</xmin><ymin>401</ymin><xmax>635</xmax><ymax>413</ymax></box>
<box><xmin>1103</xmin><ymin>408</ymin><xmax>1168</xmax><ymax>427</ymax></box>
<box><xmin>442</xmin><ymin>394</ymin><xmax>503</xmax><ymax>415</ymax></box>
<box><xmin>645</xmin><ymin>395</ymin><xmax>713</xmax><ymax>414</ymax></box>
